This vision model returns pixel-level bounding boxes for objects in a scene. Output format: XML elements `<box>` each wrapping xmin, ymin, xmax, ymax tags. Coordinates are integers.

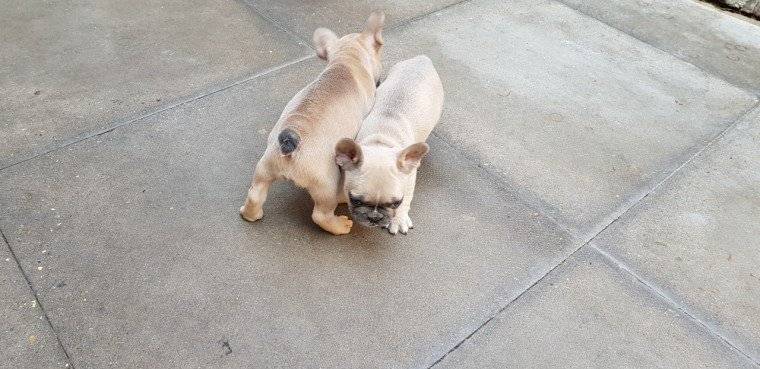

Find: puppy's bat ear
<box><xmin>335</xmin><ymin>138</ymin><xmax>363</xmax><ymax>170</ymax></box>
<box><xmin>363</xmin><ymin>11</ymin><xmax>385</xmax><ymax>47</ymax></box>
<box><xmin>313</xmin><ymin>28</ymin><xmax>338</xmax><ymax>60</ymax></box>
<box><xmin>397</xmin><ymin>142</ymin><xmax>429</xmax><ymax>174</ymax></box>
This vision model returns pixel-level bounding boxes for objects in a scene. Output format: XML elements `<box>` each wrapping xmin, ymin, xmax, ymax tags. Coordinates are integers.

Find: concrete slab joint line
<box><xmin>0</xmin><ymin>229</ymin><xmax>75</xmax><ymax>368</ymax></box>
<box><xmin>554</xmin><ymin>0</ymin><xmax>760</xmax><ymax>97</ymax></box>
<box><xmin>591</xmin><ymin>246</ymin><xmax>760</xmax><ymax>367</ymax></box>
<box><xmin>384</xmin><ymin>0</ymin><xmax>475</xmax><ymax>32</ymax></box>
<box><xmin>0</xmin><ymin>55</ymin><xmax>315</xmax><ymax>174</ymax></box>
<box><xmin>241</xmin><ymin>0</ymin><xmax>475</xmax><ymax>41</ymax></box>
<box><xmin>427</xmin><ymin>245</ymin><xmax>587</xmax><ymax>368</ymax></box>
<box><xmin>239</xmin><ymin>0</ymin><xmax>313</xmax><ymax>48</ymax></box>
<box><xmin>0</xmin><ymin>0</ymin><xmax>312</xmax><ymax>169</ymax></box>
<box><xmin>430</xmin><ymin>131</ymin><xmax>576</xmax><ymax>238</ymax></box>
<box><xmin>426</xmin><ymin>99</ymin><xmax>760</xmax><ymax>368</ymax></box>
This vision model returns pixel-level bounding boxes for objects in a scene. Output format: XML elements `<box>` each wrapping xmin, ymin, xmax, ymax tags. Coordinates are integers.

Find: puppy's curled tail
<box><xmin>278</xmin><ymin>128</ymin><xmax>300</xmax><ymax>155</ymax></box>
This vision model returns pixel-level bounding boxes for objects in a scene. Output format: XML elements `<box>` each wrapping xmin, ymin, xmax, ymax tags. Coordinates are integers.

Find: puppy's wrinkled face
<box><xmin>348</xmin><ymin>193</ymin><xmax>403</xmax><ymax>228</ymax></box>
<box><xmin>335</xmin><ymin>139</ymin><xmax>429</xmax><ymax>228</ymax></box>
<box><xmin>345</xmin><ymin>147</ymin><xmax>405</xmax><ymax>227</ymax></box>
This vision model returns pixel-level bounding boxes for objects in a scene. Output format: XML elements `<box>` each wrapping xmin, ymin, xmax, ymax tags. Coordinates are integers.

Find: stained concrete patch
<box><xmin>381</xmin><ymin>0</ymin><xmax>757</xmax><ymax>237</ymax></box>
<box><xmin>0</xmin><ymin>239</ymin><xmax>69</xmax><ymax>368</ymax></box>
<box><xmin>591</xmin><ymin>106</ymin><xmax>760</xmax><ymax>361</ymax></box>
<box><xmin>0</xmin><ymin>0</ymin><xmax>310</xmax><ymax>168</ymax></box>
<box><xmin>435</xmin><ymin>248</ymin><xmax>755</xmax><ymax>369</ymax></box>
<box><xmin>558</xmin><ymin>0</ymin><xmax>760</xmax><ymax>93</ymax></box>
<box><xmin>245</xmin><ymin>0</ymin><xmax>461</xmax><ymax>41</ymax></box>
<box><xmin>0</xmin><ymin>59</ymin><xmax>577</xmax><ymax>368</ymax></box>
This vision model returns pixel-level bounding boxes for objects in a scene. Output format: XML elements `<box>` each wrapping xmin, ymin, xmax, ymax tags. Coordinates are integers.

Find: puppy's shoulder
<box><xmin>314</xmin><ymin>62</ymin><xmax>361</xmax><ymax>92</ymax></box>
<box><xmin>290</xmin><ymin>63</ymin><xmax>357</xmax><ymax>116</ymax></box>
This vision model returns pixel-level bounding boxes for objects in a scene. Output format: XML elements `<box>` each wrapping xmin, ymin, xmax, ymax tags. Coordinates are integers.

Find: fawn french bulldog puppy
<box><xmin>239</xmin><ymin>12</ymin><xmax>385</xmax><ymax>235</ymax></box>
<box><xmin>335</xmin><ymin>55</ymin><xmax>443</xmax><ymax>235</ymax></box>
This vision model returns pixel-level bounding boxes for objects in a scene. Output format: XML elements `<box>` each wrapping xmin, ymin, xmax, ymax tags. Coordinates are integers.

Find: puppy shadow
<box><xmin>246</xmin><ymin>181</ymin><xmax>388</xmax><ymax>252</ymax></box>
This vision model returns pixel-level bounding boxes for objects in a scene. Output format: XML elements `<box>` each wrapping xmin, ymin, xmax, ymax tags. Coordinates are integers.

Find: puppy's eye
<box><xmin>349</xmin><ymin>195</ymin><xmax>363</xmax><ymax>207</ymax></box>
<box><xmin>390</xmin><ymin>199</ymin><xmax>403</xmax><ymax>209</ymax></box>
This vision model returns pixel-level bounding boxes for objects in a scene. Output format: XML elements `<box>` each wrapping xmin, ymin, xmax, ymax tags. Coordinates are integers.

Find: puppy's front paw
<box><xmin>328</xmin><ymin>215</ymin><xmax>353</xmax><ymax>235</ymax></box>
<box><xmin>239</xmin><ymin>204</ymin><xmax>263</xmax><ymax>222</ymax></box>
<box><xmin>386</xmin><ymin>213</ymin><xmax>413</xmax><ymax>235</ymax></box>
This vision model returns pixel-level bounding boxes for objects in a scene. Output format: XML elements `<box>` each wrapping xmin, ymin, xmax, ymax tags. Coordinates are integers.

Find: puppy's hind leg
<box><xmin>240</xmin><ymin>156</ymin><xmax>276</xmax><ymax>222</ymax></box>
<box><xmin>387</xmin><ymin>171</ymin><xmax>417</xmax><ymax>235</ymax></box>
<box><xmin>309</xmin><ymin>186</ymin><xmax>353</xmax><ymax>235</ymax></box>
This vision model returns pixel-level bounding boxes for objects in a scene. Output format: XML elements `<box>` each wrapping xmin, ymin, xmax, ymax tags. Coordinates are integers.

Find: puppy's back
<box><xmin>362</xmin><ymin>56</ymin><xmax>443</xmax><ymax>143</ymax></box>
<box><xmin>276</xmin><ymin>63</ymin><xmax>366</xmax><ymax>150</ymax></box>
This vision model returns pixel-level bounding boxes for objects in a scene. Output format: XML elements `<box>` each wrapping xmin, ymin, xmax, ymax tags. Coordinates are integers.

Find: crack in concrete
<box><xmin>0</xmin><ymin>229</ymin><xmax>76</xmax><ymax>369</ymax></box>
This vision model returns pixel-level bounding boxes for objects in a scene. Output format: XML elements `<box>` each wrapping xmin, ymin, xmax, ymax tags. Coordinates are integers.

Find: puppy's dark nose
<box><xmin>367</xmin><ymin>211</ymin><xmax>384</xmax><ymax>223</ymax></box>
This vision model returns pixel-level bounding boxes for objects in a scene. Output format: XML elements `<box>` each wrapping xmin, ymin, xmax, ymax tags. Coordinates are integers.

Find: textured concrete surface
<box><xmin>435</xmin><ymin>249</ymin><xmax>756</xmax><ymax>369</ymax></box>
<box><xmin>0</xmin><ymin>0</ymin><xmax>309</xmax><ymax>168</ymax></box>
<box><xmin>1</xmin><ymin>239</ymin><xmax>69</xmax><ymax>368</ymax></box>
<box><xmin>246</xmin><ymin>0</ymin><xmax>461</xmax><ymax>42</ymax></box>
<box><xmin>382</xmin><ymin>0</ymin><xmax>757</xmax><ymax>237</ymax></box>
<box><xmin>0</xmin><ymin>60</ymin><xmax>577</xmax><ymax>368</ymax></box>
<box><xmin>1</xmin><ymin>0</ymin><xmax>760</xmax><ymax>367</ymax></box>
<box><xmin>592</xmin><ymin>106</ymin><xmax>760</xmax><ymax>360</ymax></box>
<box><xmin>559</xmin><ymin>0</ymin><xmax>760</xmax><ymax>93</ymax></box>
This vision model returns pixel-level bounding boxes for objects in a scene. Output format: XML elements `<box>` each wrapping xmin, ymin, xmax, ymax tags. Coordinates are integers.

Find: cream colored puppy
<box><xmin>239</xmin><ymin>12</ymin><xmax>385</xmax><ymax>235</ymax></box>
<box><xmin>335</xmin><ymin>55</ymin><xmax>443</xmax><ymax>235</ymax></box>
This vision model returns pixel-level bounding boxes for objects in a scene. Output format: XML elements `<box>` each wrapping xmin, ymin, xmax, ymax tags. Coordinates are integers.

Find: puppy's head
<box><xmin>312</xmin><ymin>11</ymin><xmax>385</xmax><ymax>83</ymax></box>
<box><xmin>335</xmin><ymin>138</ymin><xmax>428</xmax><ymax>228</ymax></box>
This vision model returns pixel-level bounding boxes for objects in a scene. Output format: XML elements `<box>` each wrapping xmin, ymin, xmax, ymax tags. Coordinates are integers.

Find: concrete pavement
<box><xmin>1</xmin><ymin>0</ymin><xmax>759</xmax><ymax>368</ymax></box>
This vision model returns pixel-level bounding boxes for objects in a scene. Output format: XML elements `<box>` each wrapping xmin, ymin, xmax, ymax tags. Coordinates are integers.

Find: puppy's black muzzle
<box><xmin>348</xmin><ymin>194</ymin><xmax>402</xmax><ymax>228</ymax></box>
<box><xmin>350</xmin><ymin>206</ymin><xmax>391</xmax><ymax>228</ymax></box>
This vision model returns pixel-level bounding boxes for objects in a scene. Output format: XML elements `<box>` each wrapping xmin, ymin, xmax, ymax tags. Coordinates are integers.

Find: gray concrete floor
<box><xmin>1</xmin><ymin>0</ymin><xmax>759</xmax><ymax>368</ymax></box>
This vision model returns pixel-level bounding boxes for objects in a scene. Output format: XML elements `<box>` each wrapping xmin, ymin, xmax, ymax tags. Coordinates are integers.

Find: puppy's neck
<box><xmin>329</xmin><ymin>49</ymin><xmax>377</xmax><ymax>85</ymax></box>
<box><xmin>360</xmin><ymin>133</ymin><xmax>401</xmax><ymax>149</ymax></box>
